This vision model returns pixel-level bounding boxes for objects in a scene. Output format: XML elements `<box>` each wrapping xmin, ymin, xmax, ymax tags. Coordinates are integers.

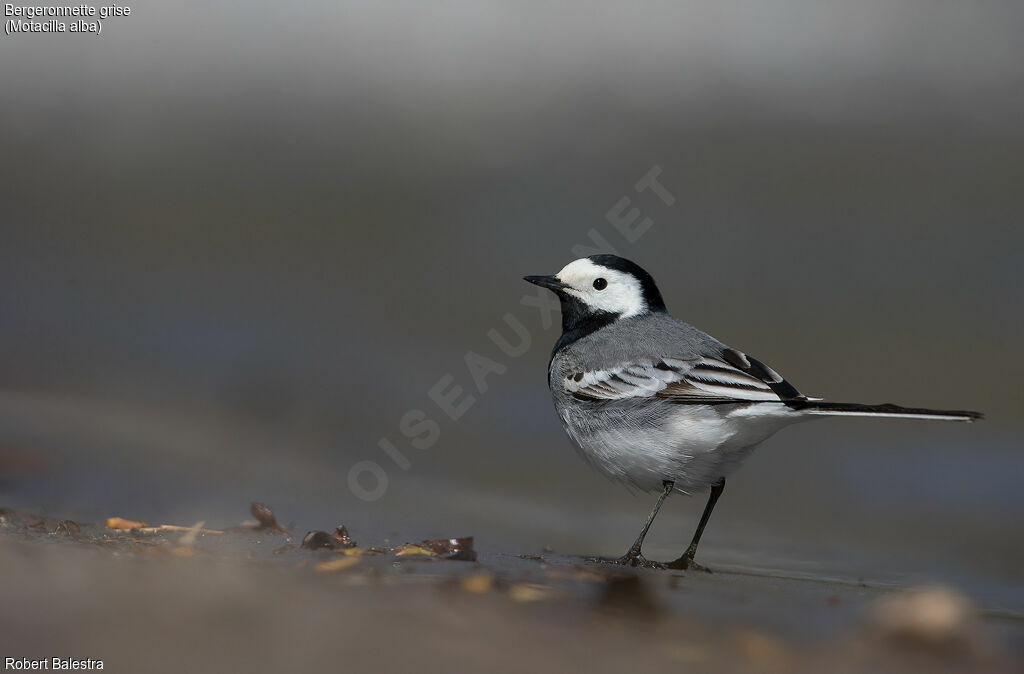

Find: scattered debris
<box><xmin>868</xmin><ymin>585</ymin><xmax>983</xmax><ymax>655</ymax></box>
<box><xmin>301</xmin><ymin>526</ymin><xmax>358</xmax><ymax>550</ymax></box>
<box><xmin>146</xmin><ymin>524</ymin><xmax>223</xmax><ymax>535</ymax></box>
<box><xmin>53</xmin><ymin>520</ymin><xmax>81</xmax><ymax>536</ymax></box>
<box><xmin>2</xmin><ymin>503</ymin><xmax>1022</xmax><ymax>673</ymax></box>
<box><xmin>248</xmin><ymin>502</ymin><xmax>288</xmax><ymax>534</ymax></box>
<box><xmin>333</xmin><ymin>525</ymin><xmax>355</xmax><ymax>547</ymax></box>
<box><xmin>0</xmin><ymin>511</ymin><xmax>84</xmax><ymax>536</ymax></box>
<box><xmin>394</xmin><ymin>537</ymin><xmax>476</xmax><ymax>561</ymax></box>
<box><xmin>107</xmin><ymin>517</ymin><xmax>222</xmax><ymax>535</ymax></box>
<box><xmin>177</xmin><ymin>521</ymin><xmax>205</xmax><ymax>548</ymax></box>
<box><xmin>315</xmin><ymin>557</ymin><xmax>361</xmax><ymax>573</ymax></box>
<box><xmin>507</xmin><ymin>583</ymin><xmax>551</xmax><ymax>602</ymax></box>
<box><xmin>393</xmin><ymin>543</ymin><xmax>433</xmax><ymax>557</ymax></box>
<box><xmin>461</xmin><ymin>574</ymin><xmax>495</xmax><ymax>595</ymax></box>
<box><xmin>302</xmin><ymin>531</ymin><xmax>339</xmax><ymax>549</ymax></box>
<box><xmin>338</xmin><ymin>546</ymin><xmax>388</xmax><ymax>557</ymax></box>
<box><xmin>106</xmin><ymin>517</ymin><xmax>147</xmax><ymax>530</ymax></box>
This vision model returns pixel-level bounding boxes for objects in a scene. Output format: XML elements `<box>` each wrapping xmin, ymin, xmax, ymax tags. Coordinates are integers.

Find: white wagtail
<box><xmin>525</xmin><ymin>254</ymin><xmax>982</xmax><ymax>570</ymax></box>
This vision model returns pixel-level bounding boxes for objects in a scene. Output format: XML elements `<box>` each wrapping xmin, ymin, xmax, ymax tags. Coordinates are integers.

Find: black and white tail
<box><xmin>793</xmin><ymin>401</ymin><xmax>983</xmax><ymax>423</ymax></box>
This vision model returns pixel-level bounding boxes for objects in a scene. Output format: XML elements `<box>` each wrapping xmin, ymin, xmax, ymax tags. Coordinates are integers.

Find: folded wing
<box><xmin>564</xmin><ymin>348</ymin><xmax>809</xmax><ymax>405</ymax></box>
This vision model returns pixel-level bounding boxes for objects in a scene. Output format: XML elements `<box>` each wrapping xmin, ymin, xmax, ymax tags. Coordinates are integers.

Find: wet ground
<box><xmin>1</xmin><ymin>500</ymin><xmax>1021</xmax><ymax>674</ymax></box>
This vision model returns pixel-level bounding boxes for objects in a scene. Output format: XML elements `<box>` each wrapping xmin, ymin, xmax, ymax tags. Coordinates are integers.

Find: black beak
<box><xmin>523</xmin><ymin>275</ymin><xmax>569</xmax><ymax>292</ymax></box>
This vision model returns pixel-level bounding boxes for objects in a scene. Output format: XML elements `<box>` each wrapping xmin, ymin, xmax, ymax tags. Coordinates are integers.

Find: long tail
<box><xmin>792</xmin><ymin>401</ymin><xmax>983</xmax><ymax>423</ymax></box>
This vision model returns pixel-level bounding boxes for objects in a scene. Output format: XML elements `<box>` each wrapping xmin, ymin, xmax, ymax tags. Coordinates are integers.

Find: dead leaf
<box><xmin>339</xmin><ymin>547</ymin><xmax>386</xmax><ymax>556</ymax></box>
<box><xmin>315</xmin><ymin>557</ymin><xmax>361</xmax><ymax>573</ymax></box>
<box><xmin>138</xmin><ymin>524</ymin><xmax>223</xmax><ymax>535</ymax></box>
<box><xmin>395</xmin><ymin>537</ymin><xmax>476</xmax><ymax>561</ymax></box>
<box><xmin>107</xmin><ymin>517</ymin><xmax>147</xmax><ymax>530</ymax></box>
<box><xmin>250</xmin><ymin>502</ymin><xmax>287</xmax><ymax>534</ymax></box>
<box><xmin>394</xmin><ymin>544</ymin><xmax>435</xmax><ymax>557</ymax></box>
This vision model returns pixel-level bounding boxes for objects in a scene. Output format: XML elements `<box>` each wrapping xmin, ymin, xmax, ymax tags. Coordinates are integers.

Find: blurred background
<box><xmin>1</xmin><ymin>0</ymin><xmax>1022</xmax><ymax>614</ymax></box>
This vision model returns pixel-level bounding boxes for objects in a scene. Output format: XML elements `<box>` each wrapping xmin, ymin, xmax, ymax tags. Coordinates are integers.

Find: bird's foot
<box><xmin>664</xmin><ymin>556</ymin><xmax>712</xmax><ymax>573</ymax></box>
<box><xmin>588</xmin><ymin>549</ymin><xmax>665</xmax><ymax>570</ymax></box>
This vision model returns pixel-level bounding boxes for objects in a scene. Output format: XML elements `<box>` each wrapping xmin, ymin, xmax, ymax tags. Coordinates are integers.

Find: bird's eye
<box><xmin>593</xmin><ymin>278</ymin><xmax>607</xmax><ymax>290</ymax></box>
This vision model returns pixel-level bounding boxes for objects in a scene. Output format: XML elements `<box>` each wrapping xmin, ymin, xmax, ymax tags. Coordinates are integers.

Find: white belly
<box><xmin>560</xmin><ymin>403</ymin><xmax>802</xmax><ymax>493</ymax></box>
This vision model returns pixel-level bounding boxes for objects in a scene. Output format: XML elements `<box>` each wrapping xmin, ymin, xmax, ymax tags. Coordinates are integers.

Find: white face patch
<box><xmin>556</xmin><ymin>258</ymin><xmax>647</xmax><ymax>318</ymax></box>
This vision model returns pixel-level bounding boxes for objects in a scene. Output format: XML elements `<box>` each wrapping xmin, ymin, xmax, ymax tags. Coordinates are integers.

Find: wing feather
<box><xmin>564</xmin><ymin>350</ymin><xmax>808</xmax><ymax>405</ymax></box>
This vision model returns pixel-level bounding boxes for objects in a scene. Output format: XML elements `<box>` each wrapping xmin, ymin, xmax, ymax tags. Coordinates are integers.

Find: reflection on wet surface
<box><xmin>1</xmin><ymin>500</ymin><xmax>1021</xmax><ymax>672</ymax></box>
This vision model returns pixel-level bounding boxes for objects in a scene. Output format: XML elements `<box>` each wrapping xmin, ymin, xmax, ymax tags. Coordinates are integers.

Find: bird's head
<box><xmin>524</xmin><ymin>255</ymin><xmax>666</xmax><ymax>331</ymax></box>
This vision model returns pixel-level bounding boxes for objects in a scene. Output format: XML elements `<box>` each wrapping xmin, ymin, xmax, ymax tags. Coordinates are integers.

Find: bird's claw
<box><xmin>664</xmin><ymin>556</ymin><xmax>713</xmax><ymax>573</ymax></box>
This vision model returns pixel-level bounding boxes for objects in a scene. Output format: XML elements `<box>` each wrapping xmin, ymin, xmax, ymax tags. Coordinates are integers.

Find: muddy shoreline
<box><xmin>1</xmin><ymin>505</ymin><xmax>1020</xmax><ymax>674</ymax></box>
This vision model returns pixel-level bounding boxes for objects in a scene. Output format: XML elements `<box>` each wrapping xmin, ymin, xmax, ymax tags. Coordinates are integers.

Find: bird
<box><xmin>524</xmin><ymin>254</ymin><xmax>983</xmax><ymax>570</ymax></box>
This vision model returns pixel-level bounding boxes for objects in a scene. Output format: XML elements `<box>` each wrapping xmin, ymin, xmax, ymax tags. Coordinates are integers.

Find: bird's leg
<box><xmin>605</xmin><ymin>480</ymin><xmax>674</xmax><ymax>569</ymax></box>
<box><xmin>666</xmin><ymin>477</ymin><xmax>725</xmax><ymax>572</ymax></box>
